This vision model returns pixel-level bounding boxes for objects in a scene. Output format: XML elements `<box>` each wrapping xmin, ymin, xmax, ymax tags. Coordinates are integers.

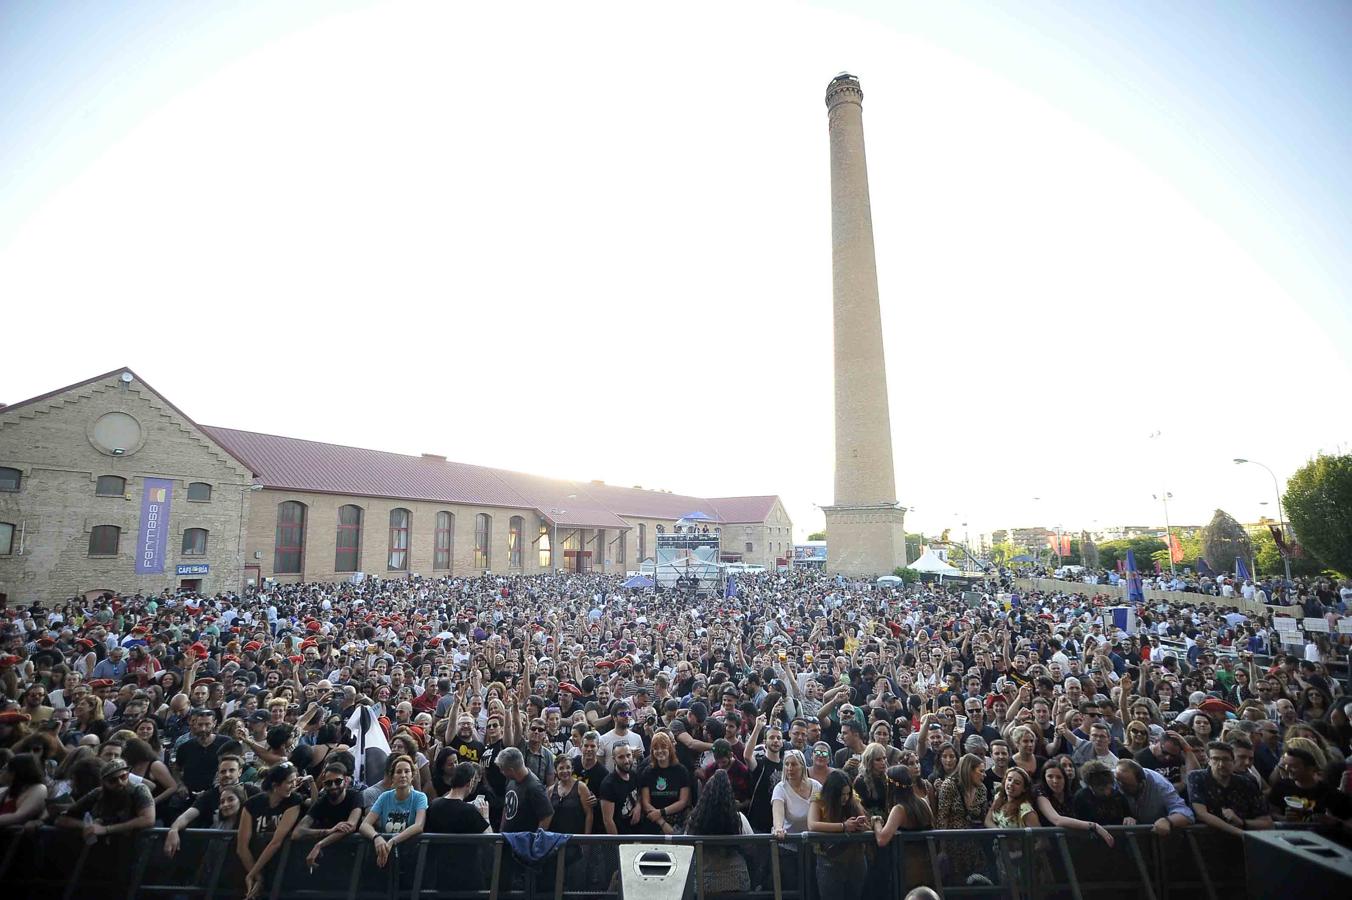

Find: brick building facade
<box><xmin>1</xmin><ymin>369</ymin><xmax>790</xmax><ymax>602</ymax></box>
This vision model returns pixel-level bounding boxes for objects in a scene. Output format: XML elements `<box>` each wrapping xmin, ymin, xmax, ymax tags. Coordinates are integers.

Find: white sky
<box><xmin>1</xmin><ymin>1</ymin><xmax>1348</xmax><ymax>543</ymax></box>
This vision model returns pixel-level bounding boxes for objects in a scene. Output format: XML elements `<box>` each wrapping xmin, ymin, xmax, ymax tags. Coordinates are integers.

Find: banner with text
<box><xmin>135</xmin><ymin>478</ymin><xmax>174</xmax><ymax>574</ymax></box>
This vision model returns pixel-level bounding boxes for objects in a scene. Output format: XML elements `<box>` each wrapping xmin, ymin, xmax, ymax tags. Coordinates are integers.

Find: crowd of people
<box><xmin>1029</xmin><ymin>562</ymin><xmax>1352</xmax><ymax>614</ymax></box>
<box><xmin>1</xmin><ymin>569</ymin><xmax>1350</xmax><ymax>899</ymax></box>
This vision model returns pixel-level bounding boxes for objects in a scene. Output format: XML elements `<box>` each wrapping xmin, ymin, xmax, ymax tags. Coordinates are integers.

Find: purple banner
<box><xmin>136</xmin><ymin>478</ymin><xmax>174</xmax><ymax>574</ymax></box>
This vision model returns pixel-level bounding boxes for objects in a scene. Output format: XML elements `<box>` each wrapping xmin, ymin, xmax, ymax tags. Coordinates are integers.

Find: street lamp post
<box><xmin>549</xmin><ymin>508</ymin><xmax>566</xmax><ymax>573</ymax></box>
<box><xmin>1152</xmin><ymin>491</ymin><xmax>1176</xmax><ymax>577</ymax></box>
<box><xmin>236</xmin><ymin>482</ymin><xmax>264</xmax><ymax>590</ymax></box>
<box><xmin>1234</xmin><ymin>459</ymin><xmax>1292</xmax><ymax>584</ymax></box>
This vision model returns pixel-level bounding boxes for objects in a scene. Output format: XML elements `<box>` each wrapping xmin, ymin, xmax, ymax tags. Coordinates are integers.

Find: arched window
<box><xmin>434</xmin><ymin>512</ymin><xmax>453</xmax><ymax>570</ymax></box>
<box><xmin>0</xmin><ymin>467</ymin><xmax>20</xmax><ymax>492</ymax></box>
<box><xmin>182</xmin><ymin>528</ymin><xmax>208</xmax><ymax>556</ymax></box>
<box><xmin>335</xmin><ymin>505</ymin><xmax>363</xmax><ymax>572</ymax></box>
<box><xmin>89</xmin><ymin>525</ymin><xmax>120</xmax><ymax>556</ymax></box>
<box><xmin>538</xmin><ymin>520</ymin><xmax>551</xmax><ymax>569</ymax></box>
<box><xmin>0</xmin><ymin>522</ymin><xmax>14</xmax><ymax>556</ymax></box>
<box><xmin>474</xmin><ymin>513</ymin><xmax>492</xmax><ymax>570</ymax></box>
<box><xmin>187</xmin><ymin>482</ymin><xmax>212</xmax><ymax>502</ymax></box>
<box><xmin>388</xmin><ymin>508</ymin><xmax>411</xmax><ymax>571</ymax></box>
<box><xmin>274</xmin><ymin>501</ymin><xmax>306</xmax><ymax>574</ymax></box>
<box><xmin>508</xmin><ymin>516</ymin><xmax>524</xmax><ymax>569</ymax></box>
<box><xmin>95</xmin><ymin>475</ymin><xmax>125</xmax><ymax>497</ymax></box>
<box><xmin>639</xmin><ymin>523</ymin><xmax>647</xmax><ymax>560</ymax></box>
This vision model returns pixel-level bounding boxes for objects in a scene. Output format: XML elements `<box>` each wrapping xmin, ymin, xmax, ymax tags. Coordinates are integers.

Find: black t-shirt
<box><xmin>573</xmin><ymin>759</ymin><xmax>609</xmax><ymax>799</ymax></box>
<box><xmin>306</xmin><ymin>789</ymin><xmax>364</xmax><ymax>830</ymax></box>
<box><xmin>448</xmin><ymin>736</ymin><xmax>487</xmax><ymax>766</ymax></box>
<box><xmin>1134</xmin><ymin>747</ymin><xmax>1183</xmax><ymax>787</ymax></box>
<box><xmin>1268</xmin><ymin>779</ymin><xmax>1352</xmax><ymax>822</ymax></box>
<box><xmin>191</xmin><ymin>783</ymin><xmax>261</xmax><ymax>820</ymax></box>
<box><xmin>747</xmin><ymin>751</ymin><xmax>783</xmax><ymax>831</ymax></box>
<box><xmin>503</xmin><ymin>772</ymin><xmax>553</xmax><ymax>832</ymax></box>
<box><xmin>244</xmin><ymin>792</ymin><xmax>306</xmax><ymax>838</ymax></box>
<box><xmin>668</xmin><ymin>719</ymin><xmax>702</xmax><ymax>771</ymax></box>
<box><xmin>69</xmin><ymin>783</ymin><xmax>154</xmax><ymax>825</ymax></box>
<box><xmin>639</xmin><ymin>763</ymin><xmax>691</xmax><ymax>817</ymax></box>
<box><xmin>426</xmin><ymin>797</ymin><xmax>490</xmax><ymax>834</ymax></box>
<box><xmin>598</xmin><ymin>771</ymin><xmax>640</xmax><ymax>834</ymax></box>
<box><xmin>176</xmin><ymin>735</ymin><xmax>232</xmax><ymax>792</ymax></box>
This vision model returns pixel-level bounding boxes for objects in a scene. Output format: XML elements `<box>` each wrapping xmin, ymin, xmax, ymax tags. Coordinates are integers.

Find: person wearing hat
<box><xmin>55</xmin><ymin>757</ymin><xmax>156</xmax><ymax>839</ymax></box>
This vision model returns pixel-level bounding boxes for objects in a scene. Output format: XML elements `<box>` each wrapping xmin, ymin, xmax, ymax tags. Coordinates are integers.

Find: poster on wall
<box><xmin>135</xmin><ymin>478</ymin><xmax>174</xmax><ymax>574</ymax></box>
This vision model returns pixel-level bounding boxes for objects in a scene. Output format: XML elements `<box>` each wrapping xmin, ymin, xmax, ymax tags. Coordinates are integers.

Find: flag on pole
<box><xmin>1169</xmin><ymin>534</ymin><xmax>1184</xmax><ymax>564</ymax></box>
<box><xmin>1125</xmin><ymin>549</ymin><xmax>1145</xmax><ymax>602</ymax></box>
<box><xmin>724</xmin><ymin>575</ymin><xmax>738</xmax><ymax>600</ymax></box>
<box><xmin>1235</xmin><ymin>557</ymin><xmax>1251</xmax><ymax>581</ymax></box>
<box><xmin>1195</xmin><ymin>557</ymin><xmax>1216</xmax><ymax>577</ymax></box>
<box><xmin>345</xmin><ymin>705</ymin><xmax>391</xmax><ymax>787</ymax></box>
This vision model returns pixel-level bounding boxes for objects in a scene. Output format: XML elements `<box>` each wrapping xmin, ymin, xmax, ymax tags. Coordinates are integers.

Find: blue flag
<box><xmin>1125</xmin><ymin>549</ymin><xmax>1145</xmax><ymax>603</ymax></box>
<box><xmin>724</xmin><ymin>575</ymin><xmax>737</xmax><ymax>600</ymax></box>
<box><xmin>1235</xmin><ymin>557</ymin><xmax>1250</xmax><ymax>580</ymax></box>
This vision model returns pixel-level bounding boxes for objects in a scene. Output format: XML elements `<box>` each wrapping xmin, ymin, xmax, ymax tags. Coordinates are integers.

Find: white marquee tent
<box><xmin>907</xmin><ymin>548</ymin><xmax>964</xmax><ymax>577</ymax></box>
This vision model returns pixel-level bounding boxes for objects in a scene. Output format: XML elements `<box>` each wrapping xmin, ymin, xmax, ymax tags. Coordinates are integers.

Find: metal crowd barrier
<box><xmin>0</xmin><ymin>823</ymin><xmax>1306</xmax><ymax>900</ymax></box>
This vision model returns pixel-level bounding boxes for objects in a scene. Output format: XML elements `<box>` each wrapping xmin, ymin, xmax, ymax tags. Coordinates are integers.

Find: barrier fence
<box><xmin>0</xmin><ymin>823</ymin><xmax>1296</xmax><ymax>900</ymax></box>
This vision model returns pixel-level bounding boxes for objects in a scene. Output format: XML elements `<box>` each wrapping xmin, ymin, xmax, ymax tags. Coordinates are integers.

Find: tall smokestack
<box><xmin>822</xmin><ymin>73</ymin><xmax>907</xmax><ymax>575</ymax></box>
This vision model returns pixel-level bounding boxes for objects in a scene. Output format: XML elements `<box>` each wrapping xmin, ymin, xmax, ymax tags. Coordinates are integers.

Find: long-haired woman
<box><xmin>876</xmin><ymin>765</ymin><xmax>934</xmax><ymax>892</ymax></box>
<box><xmin>0</xmin><ymin>752</ymin><xmax>49</xmax><ymax>826</ymax></box>
<box><xmin>237</xmin><ymin>762</ymin><xmax>305</xmax><ymax>899</ymax></box>
<box><xmin>684</xmin><ymin>768</ymin><xmax>752</xmax><ymax>894</ymax></box>
<box><xmin>807</xmin><ymin>769</ymin><xmax>871</xmax><ymax>900</ymax></box>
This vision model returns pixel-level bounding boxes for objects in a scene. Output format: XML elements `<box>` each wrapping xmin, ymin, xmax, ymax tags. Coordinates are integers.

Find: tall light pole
<box><xmin>236</xmin><ymin>482</ymin><xmax>264</xmax><ymax>589</ymax></box>
<box><xmin>1234</xmin><ymin>459</ymin><xmax>1291</xmax><ymax>583</ymax></box>
<box><xmin>1152</xmin><ymin>491</ymin><xmax>1176</xmax><ymax>577</ymax></box>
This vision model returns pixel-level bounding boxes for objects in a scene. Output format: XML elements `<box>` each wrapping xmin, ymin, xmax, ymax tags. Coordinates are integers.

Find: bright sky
<box><xmin>2</xmin><ymin>1</ymin><xmax>1348</xmax><ymax>544</ymax></box>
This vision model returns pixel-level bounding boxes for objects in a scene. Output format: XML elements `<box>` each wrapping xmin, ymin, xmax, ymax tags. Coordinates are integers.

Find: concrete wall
<box><xmin>0</xmin><ymin>372</ymin><xmax>254</xmax><ymax>603</ymax></box>
<box><xmin>1014</xmin><ymin>578</ymin><xmax>1288</xmax><ymax>617</ymax></box>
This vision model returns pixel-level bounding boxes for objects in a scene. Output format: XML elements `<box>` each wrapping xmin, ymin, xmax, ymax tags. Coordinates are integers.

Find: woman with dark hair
<box><xmin>684</xmin><ymin>769</ymin><xmax>752</xmax><ymax>894</ymax></box>
<box><xmin>1032</xmin><ymin>760</ymin><xmax>1113</xmax><ymax>843</ymax></box>
<box><xmin>430</xmin><ymin>746</ymin><xmax>460</xmax><ymax>796</ymax></box>
<box><xmin>933</xmin><ymin>743</ymin><xmax>960</xmax><ymax>782</ymax></box>
<box><xmin>0</xmin><ymin>752</ymin><xmax>49</xmax><ymax>826</ymax></box>
<box><xmin>121</xmin><ymin>736</ymin><xmax>177</xmax><ymax>821</ymax></box>
<box><xmin>808</xmin><ymin>769</ymin><xmax>871</xmax><ymax>900</ymax></box>
<box><xmin>132</xmin><ymin>716</ymin><xmax>163</xmax><ymax>753</ymax></box>
<box><xmin>876</xmin><ymin>765</ymin><xmax>934</xmax><ymax>892</ymax></box>
<box><xmin>238</xmin><ymin>762</ymin><xmax>305</xmax><ymax>899</ymax></box>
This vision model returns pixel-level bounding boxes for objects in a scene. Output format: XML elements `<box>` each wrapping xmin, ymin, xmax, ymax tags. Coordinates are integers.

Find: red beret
<box><xmin>244</xmin><ymin>641</ymin><xmax>262</xmax><ymax>652</ymax></box>
<box><xmin>288</xmin><ymin>655</ymin><xmax>303</xmax><ymax>665</ymax></box>
<box><xmin>190</xmin><ymin>642</ymin><xmax>209</xmax><ymax>659</ymax></box>
<box><xmin>0</xmin><ymin>655</ymin><xmax>20</xmax><ymax>668</ymax></box>
<box><xmin>0</xmin><ymin>711</ymin><xmax>31</xmax><ymax>725</ymax></box>
<box><xmin>307</xmin><ymin>621</ymin><xmax>321</xmax><ymax>632</ymax></box>
<box><xmin>88</xmin><ymin>679</ymin><xmax>115</xmax><ymax>688</ymax></box>
<box><xmin>558</xmin><ymin>682</ymin><xmax>582</xmax><ymax>697</ymax></box>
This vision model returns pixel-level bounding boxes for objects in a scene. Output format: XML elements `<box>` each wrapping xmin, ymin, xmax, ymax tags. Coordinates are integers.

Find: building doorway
<box><xmin>179</xmin><ymin>579</ymin><xmax>202</xmax><ymax>593</ymax></box>
<box><xmin>244</xmin><ymin>566</ymin><xmax>261</xmax><ymax>589</ymax></box>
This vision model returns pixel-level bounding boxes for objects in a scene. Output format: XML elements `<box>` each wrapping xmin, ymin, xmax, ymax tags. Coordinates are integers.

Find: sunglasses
<box><xmin>321</xmin><ymin>779</ymin><xmax>344</xmax><ymax>788</ymax></box>
<box><xmin>813</xmin><ymin>750</ymin><xmax>830</xmax><ymax>758</ymax></box>
<box><xmin>530</xmin><ymin>726</ymin><xmax>546</xmax><ymax>732</ymax></box>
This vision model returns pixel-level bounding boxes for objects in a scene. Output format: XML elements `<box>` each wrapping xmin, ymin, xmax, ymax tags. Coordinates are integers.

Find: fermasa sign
<box><xmin>136</xmin><ymin>478</ymin><xmax>175</xmax><ymax>574</ymax></box>
<box><xmin>176</xmin><ymin>564</ymin><xmax>209</xmax><ymax>576</ymax></box>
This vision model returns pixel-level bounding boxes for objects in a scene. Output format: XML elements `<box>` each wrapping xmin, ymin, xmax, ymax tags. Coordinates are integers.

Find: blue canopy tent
<box><xmin>1012</xmin><ymin>554</ymin><xmax>1035</xmax><ymax>563</ymax></box>
<box><xmin>622</xmin><ymin>574</ymin><xmax>655</xmax><ymax>589</ymax></box>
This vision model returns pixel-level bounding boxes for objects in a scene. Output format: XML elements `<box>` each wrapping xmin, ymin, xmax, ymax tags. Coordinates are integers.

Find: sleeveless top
<box><xmin>550</xmin><ymin>780</ymin><xmax>588</xmax><ymax>835</ymax></box>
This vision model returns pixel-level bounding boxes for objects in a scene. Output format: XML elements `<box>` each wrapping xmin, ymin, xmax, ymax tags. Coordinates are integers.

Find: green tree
<box><xmin>807</xmin><ymin>531</ymin><xmax>826</xmax><ymax>542</ymax></box>
<box><xmin>1282</xmin><ymin>452</ymin><xmax>1352</xmax><ymax>577</ymax></box>
<box><xmin>1246</xmin><ymin>525</ymin><xmax>1324</xmax><ymax>578</ymax></box>
<box><xmin>906</xmin><ymin>532</ymin><xmax>925</xmax><ymax>562</ymax></box>
<box><xmin>1098</xmin><ymin>538</ymin><xmax>1167</xmax><ymax>572</ymax></box>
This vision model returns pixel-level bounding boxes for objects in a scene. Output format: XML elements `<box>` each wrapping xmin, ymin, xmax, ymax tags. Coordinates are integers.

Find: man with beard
<box><xmin>744</xmin><ymin>715</ymin><xmax>784</xmax><ymax>833</ymax></box>
<box><xmin>163</xmin><ymin>754</ymin><xmax>254</xmax><ymax>856</ymax></box>
<box><xmin>446</xmin><ymin>714</ymin><xmax>486</xmax><ymax>766</ymax></box>
<box><xmin>296</xmin><ymin>763</ymin><xmax>366</xmax><ymax>867</ymax></box>
<box><xmin>57</xmin><ymin>756</ymin><xmax>156</xmax><ymax>881</ymax></box>
<box><xmin>173</xmin><ymin>708</ymin><xmax>230</xmax><ymax>808</ymax></box>
<box><xmin>598</xmin><ymin>743</ymin><xmax>642</xmax><ymax>836</ymax></box>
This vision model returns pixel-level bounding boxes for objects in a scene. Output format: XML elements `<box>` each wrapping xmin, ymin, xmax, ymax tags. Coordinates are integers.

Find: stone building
<box><xmin>0</xmin><ymin>370</ymin><xmax>255</xmax><ymax>603</ymax></box>
<box><xmin>1</xmin><ymin>369</ymin><xmax>790</xmax><ymax>602</ymax></box>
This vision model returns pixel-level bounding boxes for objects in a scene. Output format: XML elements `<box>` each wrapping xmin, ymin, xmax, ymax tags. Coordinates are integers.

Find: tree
<box><xmin>1246</xmin><ymin>525</ymin><xmax>1324</xmax><ymax>578</ymax></box>
<box><xmin>906</xmin><ymin>532</ymin><xmax>925</xmax><ymax>563</ymax></box>
<box><xmin>1201</xmin><ymin>509</ymin><xmax>1251</xmax><ymax>575</ymax></box>
<box><xmin>1284</xmin><ymin>452</ymin><xmax>1352</xmax><ymax>577</ymax></box>
<box><xmin>807</xmin><ymin>531</ymin><xmax>826</xmax><ymax>542</ymax></box>
<box><xmin>1097</xmin><ymin>538</ymin><xmax>1166</xmax><ymax>572</ymax></box>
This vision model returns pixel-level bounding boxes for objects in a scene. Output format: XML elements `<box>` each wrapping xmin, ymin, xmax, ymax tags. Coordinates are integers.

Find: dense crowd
<box><xmin>1</xmin><ymin>570</ymin><xmax>1350</xmax><ymax>899</ymax></box>
<box><xmin>1027</xmin><ymin>563</ymin><xmax>1352</xmax><ymax>612</ymax></box>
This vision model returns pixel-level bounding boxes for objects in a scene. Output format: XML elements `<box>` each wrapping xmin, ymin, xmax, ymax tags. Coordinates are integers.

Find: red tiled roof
<box><xmin>204</xmin><ymin>427</ymin><xmax>526</xmax><ymax>509</ymax></box>
<box><xmin>202</xmin><ymin>427</ymin><xmax>784</xmax><ymax>531</ymax></box>
<box><xmin>708</xmin><ymin>496</ymin><xmax>780</xmax><ymax>523</ymax></box>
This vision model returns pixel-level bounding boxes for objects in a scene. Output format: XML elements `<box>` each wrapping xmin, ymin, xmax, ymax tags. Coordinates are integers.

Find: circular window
<box><xmin>89</xmin><ymin>412</ymin><xmax>144</xmax><ymax>456</ymax></box>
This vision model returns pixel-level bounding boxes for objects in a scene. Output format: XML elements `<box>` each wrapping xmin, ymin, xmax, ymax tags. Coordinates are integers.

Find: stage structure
<box><xmin>654</xmin><ymin>515</ymin><xmax>724</xmax><ymax>595</ymax></box>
